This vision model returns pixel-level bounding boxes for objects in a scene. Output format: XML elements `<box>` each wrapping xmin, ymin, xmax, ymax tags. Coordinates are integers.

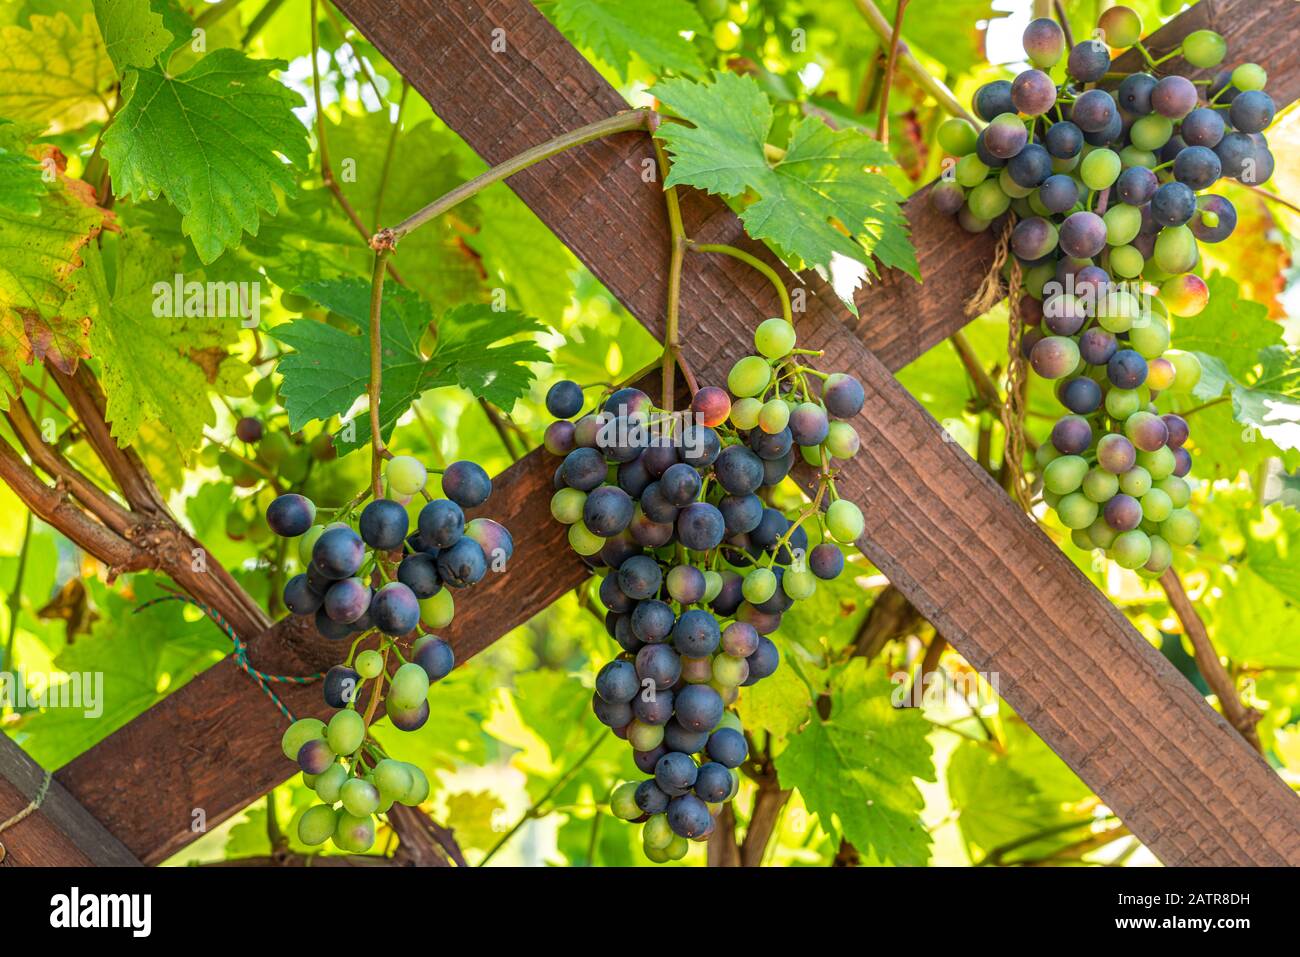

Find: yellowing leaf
<box><xmin>0</xmin><ymin>12</ymin><xmax>114</xmax><ymax>132</ymax></box>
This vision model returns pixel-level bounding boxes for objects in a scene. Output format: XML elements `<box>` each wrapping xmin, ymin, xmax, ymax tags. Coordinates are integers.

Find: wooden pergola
<box><xmin>4</xmin><ymin>0</ymin><xmax>1300</xmax><ymax>867</ymax></box>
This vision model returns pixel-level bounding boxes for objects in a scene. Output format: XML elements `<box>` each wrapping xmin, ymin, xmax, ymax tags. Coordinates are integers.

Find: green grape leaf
<box><xmin>0</xmin><ymin>153</ymin><xmax>110</xmax><ymax>409</ymax></box>
<box><xmin>443</xmin><ymin>790</ymin><xmax>507</xmax><ymax>850</ymax></box>
<box><xmin>0</xmin><ymin>133</ymin><xmax>47</xmax><ymax>216</ymax></box>
<box><xmin>102</xmin><ymin>49</ymin><xmax>309</xmax><ymax>264</ymax></box>
<box><xmin>91</xmin><ymin>0</ymin><xmax>170</xmax><ymax>73</ymax></box>
<box><xmin>774</xmin><ymin>658</ymin><xmax>934</xmax><ymax>865</ymax></box>
<box><xmin>275</xmin><ymin>278</ymin><xmax>548</xmax><ymax>453</ymax></box>
<box><xmin>1244</xmin><ymin>505</ymin><xmax>1300</xmax><ymax>607</ymax></box>
<box><xmin>80</xmin><ymin>231</ymin><xmax>249</xmax><ymax>465</ymax></box>
<box><xmin>0</xmin><ymin>12</ymin><xmax>114</xmax><ymax>132</ymax></box>
<box><xmin>651</xmin><ymin>72</ymin><xmax>918</xmax><ymax>290</ymax></box>
<box><xmin>550</xmin><ymin>0</ymin><xmax>706</xmax><ymax>79</ymax></box>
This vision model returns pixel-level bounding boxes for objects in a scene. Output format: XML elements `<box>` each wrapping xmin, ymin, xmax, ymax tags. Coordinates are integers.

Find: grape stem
<box><xmin>368</xmin><ymin>249</ymin><xmax>391</xmax><ymax>499</ymax></box>
<box><xmin>875</xmin><ymin>0</ymin><xmax>911</xmax><ymax>145</ymax></box>
<box><xmin>690</xmin><ymin>243</ymin><xmax>793</xmax><ymax>325</ymax></box>
<box><xmin>654</xmin><ymin>137</ymin><xmax>690</xmax><ymax>412</ymax></box>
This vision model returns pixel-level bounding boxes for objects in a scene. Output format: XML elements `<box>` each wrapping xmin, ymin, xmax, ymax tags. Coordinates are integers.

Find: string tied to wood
<box><xmin>0</xmin><ymin>769</ymin><xmax>51</xmax><ymax>864</ymax></box>
<box><xmin>134</xmin><ymin>596</ymin><xmax>324</xmax><ymax>723</ymax></box>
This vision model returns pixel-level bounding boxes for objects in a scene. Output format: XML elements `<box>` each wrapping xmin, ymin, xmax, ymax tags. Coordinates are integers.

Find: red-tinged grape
<box><xmin>1125</xmin><ymin>411</ymin><xmax>1169</xmax><ymax>452</ymax></box>
<box><xmin>1051</xmin><ymin>415</ymin><xmax>1093</xmax><ymax>455</ymax></box>
<box><xmin>1159</xmin><ymin>273</ymin><xmax>1209</xmax><ymax>317</ymax></box>
<box><xmin>691</xmin><ymin>386</ymin><xmax>731</xmax><ymax>427</ymax></box>
<box><xmin>985</xmin><ymin>113</ymin><xmax>1029</xmax><ymax>159</ymax></box>
<box><xmin>544</xmin><ymin>420</ymin><xmax>576</xmax><ymax>456</ymax></box>
<box><xmin>1098</xmin><ymin>434</ymin><xmax>1137</xmax><ymax>474</ymax></box>
<box><xmin>1162</xmin><ymin>414</ymin><xmax>1190</xmax><ymax>448</ymax></box>
<box><xmin>1151</xmin><ymin>75</ymin><xmax>1197</xmax><ymax>119</ymax></box>
<box><xmin>1118</xmin><ymin>73</ymin><xmax>1157</xmax><ymax>114</ymax></box>
<box><xmin>1012</xmin><ymin>69</ymin><xmax>1057</xmax><ymax>116</ymax></box>
<box><xmin>1023</xmin><ymin>17</ymin><xmax>1066</xmax><ymax>68</ymax></box>
<box><xmin>1079</xmin><ymin>328</ymin><xmax>1118</xmax><ymax>366</ymax></box>
<box><xmin>1115</xmin><ymin>166</ymin><xmax>1158</xmax><ymax>206</ymax></box>
<box><xmin>1012</xmin><ymin>216</ymin><xmax>1059</xmax><ymax>261</ymax></box>
<box><xmin>1191</xmin><ymin>195</ymin><xmax>1236</xmax><ymax>243</ymax></box>
<box><xmin>1030</xmin><ymin>335</ymin><xmax>1080</xmax><ymax>379</ymax></box>
<box><xmin>1097</xmin><ymin>5</ymin><xmax>1141</xmax><ymax>46</ymax></box>
<box><xmin>974</xmin><ymin>80</ymin><xmax>1014</xmax><ymax>122</ymax></box>
<box><xmin>1059</xmin><ymin>211</ymin><xmax>1107</xmax><ymax>259</ymax></box>
<box><xmin>1172</xmin><ymin>446</ymin><xmax>1193</xmax><ymax>478</ymax></box>
<box><xmin>236</xmin><ymin>416</ymin><xmax>263</xmax><ymax>443</ymax></box>
<box><xmin>1068</xmin><ymin>40</ymin><xmax>1110</xmax><ymax>83</ymax></box>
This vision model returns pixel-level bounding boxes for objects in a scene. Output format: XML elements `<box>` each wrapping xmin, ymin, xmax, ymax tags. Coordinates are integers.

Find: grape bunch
<box><xmin>929</xmin><ymin>7</ymin><xmax>1263</xmax><ymax>574</ymax></box>
<box><xmin>265</xmin><ymin>455</ymin><xmax>512</xmax><ymax>852</ymax></box>
<box><xmin>542</xmin><ymin>318</ymin><xmax>867</xmax><ymax>861</ymax></box>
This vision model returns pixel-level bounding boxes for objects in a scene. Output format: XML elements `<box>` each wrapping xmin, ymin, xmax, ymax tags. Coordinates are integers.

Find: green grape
<box><xmin>702</xmin><ymin>570</ymin><xmax>723</xmax><ymax>603</ymax></box>
<box><xmin>1098</xmin><ymin>5</ymin><xmax>1142</xmax><ymax>46</ymax></box>
<box><xmin>314</xmin><ymin>764</ymin><xmax>348</xmax><ymax>804</ymax></box>
<box><xmin>1130</xmin><ymin>114</ymin><xmax>1173</xmax><ymax>151</ymax></box>
<box><xmin>1108</xmin><ymin>245</ymin><xmax>1145</xmax><ymax>279</ymax></box>
<box><xmin>386</xmin><ymin>455</ymin><xmax>427</xmax><ymax>496</ymax></box>
<box><xmin>388</xmin><ymin>662</ymin><xmax>431</xmax><ymax>711</ymax></box>
<box><xmin>1129</xmin><ymin>319</ymin><xmax>1170</xmax><ymax>359</ymax></box>
<box><xmin>715</xmin><ymin>711</ymin><xmax>743</xmax><ymax>735</ymax></box>
<box><xmin>280</xmin><ymin>449</ymin><xmax>310</xmax><ymax>484</ymax></box>
<box><xmin>826</xmin><ymin>499</ymin><xmax>865</xmax><ymax>543</ymax></box>
<box><xmin>938</xmin><ymin>117</ymin><xmax>979</xmax><ymax>156</ymax></box>
<box><xmin>550</xmin><ymin>488</ymin><xmax>587</xmax><ymax>524</ymax></box>
<box><xmin>712</xmin><ymin>653</ymin><xmax>749</xmax><ymax>687</ymax></box>
<box><xmin>1160</xmin><ymin>508</ymin><xmax>1200</xmax><ymax>546</ymax></box>
<box><xmin>663</xmin><ymin>835</ymin><xmax>690</xmax><ymax>861</ymax></box>
<box><xmin>568</xmin><ymin>520</ymin><xmax>605</xmax><ymax>556</ymax></box>
<box><xmin>1155</xmin><ymin>475</ymin><xmax>1190</xmax><ymax>508</ymax></box>
<box><xmin>258</xmin><ymin>429</ymin><xmax>292</xmax><ymax>466</ymax></box>
<box><xmin>697</xmin><ymin>0</ymin><xmax>728</xmax><ymax>20</ymax></box>
<box><xmin>1081</xmin><ymin>149</ymin><xmax>1121</xmax><ymax>190</ymax></box>
<box><xmin>297</xmin><ymin>805</ymin><xmax>337</xmax><ymax>846</ymax></box>
<box><xmin>1082</xmin><ymin>467</ymin><xmax>1120</xmax><ymax>503</ymax></box>
<box><xmin>1136</xmin><ymin>445</ymin><xmax>1176</xmax><ymax>481</ymax></box>
<box><xmin>644</xmin><ymin>814</ymin><xmax>675</xmax><ymax>850</ymax></box>
<box><xmin>1103</xmin><ymin>204</ymin><xmax>1142</xmax><ymax>246</ymax></box>
<box><xmin>1167</xmin><ymin>351</ymin><xmax>1202</xmax><ymax>393</ymax></box>
<box><xmin>783</xmin><ymin>568</ymin><xmax>816</xmax><ymax>600</ymax></box>
<box><xmin>1056</xmin><ymin>492</ymin><xmax>1099</xmax><ymax>530</ymax></box>
<box><xmin>998</xmin><ymin>167</ymin><xmax>1034</xmax><ymax>200</ymax></box>
<box><xmin>754</xmin><ymin>317</ymin><xmax>796</xmax><ymax>358</ymax></box>
<box><xmin>1071</xmin><ymin>529</ymin><xmax>1094</xmax><ymax>551</ymax></box>
<box><xmin>198</xmin><ymin>443</ymin><xmax>222</xmax><ymax>468</ymax></box>
<box><xmin>420</xmin><ymin>589</ymin><xmax>455</xmax><ymax>629</ymax></box>
<box><xmin>730</xmin><ymin>396</ymin><xmax>762</xmax><ymax>430</ymax></box>
<box><xmin>1118</xmin><ymin>146</ymin><xmax>1157</xmax><ymax>169</ymax></box>
<box><xmin>1051</xmin><ymin>153</ymin><xmax>1080</xmax><ymax>174</ymax></box>
<box><xmin>333</xmin><ymin>811</ymin><xmax>376</xmax><ymax>853</ymax></box>
<box><xmin>1087</xmin><ymin>517</ymin><xmax>1118</xmax><ymax>550</ymax></box>
<box><xmin>1097</xmin><ymin>290</ymin><xmax>1141</xmax><ymax>333</ymax></box>
<box><xmin>1025</xmin><ymin>263</ymin><xmax>1056</xmax><ymax>299</ymax></box>
<box><xmin>1140</xmin><ymin>488</ymin><xmax>1173</xmax><ymax>523</ymax></box>
<box><xmin>610</xmin><ymin>781</ymin><xmax>641</xmax><ymax>820</ymax></box>
<box><xmin>627</xmin><ymin>719</ymin><xmax>665</xmax><ymax>751</ymax></box>
<box><xmin>1182</xmin><ymin>29</ymin><xmax>1226</xmax><ymax>68</ymax></box>
<box><xmin>713</xmin><ymin>19</ymin><xmax>740</xmax><ymax>50</ymax></box>
<box><xmin>373</xmin><ymin>759</ymin><xmax>413</xmax><ymax>802</ymax></box>
<box><xmin>1143</xmin><ymin>534</ymin><xmax>1174</xmax><ymax>575</ymax></box>
<box><xmin>742</xmin><ymin>567</ymin><xmax>777</xmax><ymax>604</ymax></box>
<box><xmin>252</xmin><ymin>376</ymin><xmax>276</xmax><ymax>404</ymax></box>
<box><xmin>1154</xmin><ymin>226</ymin><xmax>1197</xmax><ymax>275</ymax></box>
<box><xmin>1119</xmin><ymin>466</ymin><xmax>1152</xmax><ymax>497</ymax></box>
<box><xmin>758</xmin><ymin>398</ymin><xmax>791</xmax><ymax>434</ymax></box>
<box><xmin>280</xmin><ymin>291</ymin><xmax>313</xmax><ymax>312</ymax></box>
<box><xmin>1035</xmin><ymin>442</ymin><xmax>1061</xmax><ymax>468</ymax></box>
<box><xmin>1231</xmin><ymin>63</ymin><xmax>1267</xmax><ymax>92</ymax></box>
<box><xmin>1105</xmin><ymin>388</ymin><xmax>1141</xmax><ymax>420</ymax></box>
<box><xmin>967</xmin><ymin>179</ymin><xmax>1011</xmax><ymax>220</ymax></box>
<box><xmin>341</xmin><ymin>777</ymin><xmax>381</xmax><ymax>817</ymax></box>
<box><xmin>1111</xmin><ymin>529</ymin><xmax>1152</xmax><ymax>569</ymax></box>
<box><xmin>955</xmin><ymin>154</ymin><xmax>991</xmax><ymax>188</ymax></box>
<box><xmin>355</xmin><ymin>649</ymin><xmax>383</xmax><ymax>679</ymax></box>
<box><xmin>298</xmin><ymin>524</ymin><xmax>326</xmax><ymax>565</ymax></box>
<box><xmin>399</xmin><ymin>764</ymin><xmax>429</xmax><ymax>805</ymax></box>
<box><xmin>801</xmin><ymin>443</ymin><xmax>822</xmax><ymax>467</ymax></box>
<box><xmin>644</xmin><ymin>842</ymin><xmax>671</xmax><ymax>864</ymax></box>
<box><xmin>281</xmin><ymin>718</ymin><xmax>326</xmax><ymax>761</ymax></box>
<box><xmin>728</xmin><ymin>355</ymin><xmax>772</xmax><ymax>397</ymax></box>
<box><xmin>825</xmin><ymin>420</ymin><xmax>860</xmax><ymax>459</ymax></box>
<box><xmin>217</xmin><ymin>451</ymin><xmax>243</xmax><ymax>479</ymax></box>
<box><xmin>1043</xmin><ymin>455</ymin><xmax>1088</xmax><ymax>495</ymax></box>
<box><xmin>326</xmin><ymin>709</ymin><xmax>366</xmax><ymax>756</ymax></box>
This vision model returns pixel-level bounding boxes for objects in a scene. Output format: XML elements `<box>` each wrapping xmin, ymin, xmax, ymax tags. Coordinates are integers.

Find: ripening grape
<box><xmin>938</xmin><ymin>117</ymin><xmax>979</xmax><ymax>156</ymax></box>
<box><xmin>386</xmin><ymin>455</ymin><xmax>428</xmax><ymax>495</ymax></box>
<box><xmin>1232</xmin><ymin>63</ymin><xmax>1267</xmax><ymax>92</ymax></box>
<box><xmin>1097</xmin><ymin>5</ymin><xmax>1142</xmax><ymax>47</ymax></box>
<box><xmin>754</xmin><ymin>318</ymin><xmax>796</xmax><ymax>358</ymax></box>
<box><xmin>1111</xmin><ymin>530</ymin><xmax>1152</xmax><ymax>569</ymax></box>
<box><xmin>826</xmin><ymin>499</ymin><xmax>865</xmax><ymax>543</ymax></box>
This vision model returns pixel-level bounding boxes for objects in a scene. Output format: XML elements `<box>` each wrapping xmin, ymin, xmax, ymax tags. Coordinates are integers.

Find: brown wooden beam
<box><xmin>0</xmin><ymin>734</ymin><xmax>139</xmax><ymax>866</ymax></box>
<box><xmin>55</xmin><ymin>0</ymin><xmax>1300</xmax><ymax>865</ymax></box>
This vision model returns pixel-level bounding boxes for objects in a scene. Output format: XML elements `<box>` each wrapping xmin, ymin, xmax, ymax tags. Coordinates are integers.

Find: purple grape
<box><xmin>1071</xmin><ymin>89</ymin><xmax>1116</xmax><ymax>133</ymax></box>
<box><xmin>1108</xmin><ymin>349</ymin><xmax>1148</xmax><ymax>389</ymax></box>
<box><xmin>984</xmin><ymin>115</ymin><xmax>1029</xmax><ymax>159</ymax></box>
<box><xmin>603</xmin><ymin>387</ymin><xmax>653</xmax><ymax>418</ymax></box>
<box><xmin>655</xmin><ymin>751</ymin><xmax>698</xmax><ymax>796</ymax></box>
<box><xmin>636</xmin><ymin>642</ymin><xmax>681</xmax><ymax>689</ymax></box>
<box><xmin>413</xmin><ymin>636</ymin><xmax>455</xmax><ymax>682</ymax></box>
<box><xmin>1118</xmin><ymin>73</ymin><xmax>1157</xmax><ymax>115</ymax></box>
<box><xmin>667</xmin><ymin>794</ymin><xmax>712</xmax><ymax>839</ymax></box>
<box><xmin>634</xmin><ymin>745</ymin><xmax>669</xmax><ymax>775</ymax></box>
<box><xmin>743</xmin><ymin>635</ymin><xmax>780</xmax><ymax>682</ymax></box>
<box><xmin>1012</xmin><ymin>216</ymin><xmax>1058</xmax><ymax>261</ymax></box>
<box><xmin>618</xmin><ymin>554</ymin><xmax>663</xmax><ymax>600</ymax></box>
<box><xmin>674</xmin><ymin>684</ymin><xmax>724</xmax><ymax>733</ymax></box>
<box><xmin>628</xmin><ymin>510</ymin><xmax>674</xmax><ymax>547</ymax></box>
<box><xmin>737</xmin><ymin>603</ymin><xmax>782</xmax><ymax>636</ymax></box>
<box><xmin>808</xmin><ymin>543</ymin><xmax>845</xmax><ymax>580</ymax></box>
<box><xmin>543</xmin><ymin>420</ymin><xmax>576</xmax><ymax>456</ymax></box>
<box><xmin>464</xmin><ymin>517</ymin><xmax>513</xmax><ymax>567</ymax></box>
<box><xmin>1191</xmin><ymin>195</ymin><xmax>1236</xmax><ymax>243</ymax></box>
<box><xmin>1208</xmin><ymin>70</ymin><xmax>1240</xmax><ymax>104</ymax></box>
<box><xmin>632</xmin><ymin>599</ymin><xmax>676</xmax><ymax>643</ymax></box>
<box><xmin>323</xmin><ymin>665</ymin><xmax>360</xmax><ymax>708</ymax></box>
<box><xmin>583</xmin><ymin>485</ymin><xmax>635</xmax><ymax>537</ymax></box>
<box><xmin>640</xmin><ymin>482</ymin><xmax>678</xmax><ymax>524</ymax></box>
<box><xmin>1051</xmin><ymin>415</ymin><xmax>1093</xmax><ymax>455</ymax></box>
<box><xmin>435</xmin><ymin>537</ymin><xmax>487</xmax><ymax>588</ymax></box>
<box><xmin>1038</xmin><ymin>174</ymin><xmax>1080</xmax><ymax>214</ymax></box>
<box><xmin>1160</xmin><ymin>133</ymin><xmax>1188</xmax><ymax>165</ymax></box>
<box><xmin>931</xmin><ymin>180</ymin><xmax>965</xmax><ymax>215</ymax></box>
<box><xmin>560</xmin><ymin>447</ymin><xmax>606</xmax><ymax>492</ymax></box>
<box><xmin>1162</xmin><ymin>414</ymin><xmax>1190</xmax><ymax>448</ymax></box>
<box><xmin>1061</xmin><ymin>377</ymin><xmax>1102</xmax><ymax>415</ymax></box>
<box><xmin>600</xmin><ymin>571</ymin><xmax>634</xmax><ymax>614</ymax></box>
<box><xmin>371</xmin><ymin>581</ymin><xmax>420</xmax><ymax>635</ymax></box>
<box><xmin>592</xmin><ymin>692</ymin><xmax>632</xmax><ymax>729</ymax></box>
<box><xmin>788</xmin><ymin>403</ymin><xmax>830</xmax><ymax>446</ymax></box>
<box><xmin>1173</xmin><ymin>145</ymin><xmax>1221</xmax><ymax>191</ymax></box>
<box><xmin>1011</xmin><ymin>69</ymin><xmax>1057</xmax><ymax>116</ymax></box>
<box><xmin>1151</xmin><ymin>76</ymin><xmax>1198</xmax><ymax>119</ymax></box>
<box><xmin>714</xmin><ymin>445</ymin><xmax>764</xmax><ymax>496</ymax></box>
<box><xmin>572</xmin><ymin>414</ymin><xmax>604</xmax><ymax>448</ymax></box>
<box><xmin>666</xmin><ymin>565</ymin><xmax>707</xmax><ymax>604</ymax></box>
<box><xmin>1074</xmin><ymin>266</ymin><xmax>1109</xmax><ymax>299</ymax></box>
<box><xmin>706</xmin><ymin>727</ymin><xmax>748</xmax><ymax>768</ymax></box>
<box><xmin>640</xmin><ymin>443</ymin><xmax>678</xmax><ymax>478</ymax></box>
<box><xmin>1230</xmin><ymin>90</ymin><xmax>1275</xmax><ymax>134</ymax></box>
<box><xmin>1059</xmin><ymin>211</ymin><xmax>1107</xmax><ymax>258</ymax></box>
<box><xmin>1067</xmin><ymin>41</ymin><xmax>1110</xmax><ymax>83</ymax></box>
<box><xmin>442</xmin><ymin>460</ymin><xmax>491</xmax><ymax>508</ymax></box>
<box><xmin>634</xmin><ymin>780</ymin><xmax>670</xmax><ymax>815</ymax></box>
<box><xmin>284</xmin><ymin>574</ymin><xmax>323</xmax><ymax>616</ymax></box>
<box><xmin>1180</xmin><ymin>107</ymin><xmax>1225</xmax><ymax>148</ymax></box>
<box><xmin>266</xmin><ymin>494</ymin><xmax>316</xmax><ymax>537</ymax></box>
<box><xmin>1104</xmin><ymin>494</ymin><xmax>1142</xmax><ymax>531</ymax></box>
<box><xmin>1151</xmin><ymin>181</ymin><xmax>1196</xmax><ymax>228</ymax></box>
<box><xmin>634</xmin><ymin>688</ymin><xmax>675</xmax><ymax>726</ymax></box>
<box><xmin>1097</xmin><ymin>434</ymin><xmax>1137</xmax><ymax>474</ymax></box>
<box><xmin>1022</xmin><ymin>17</ymin><xmax>1065</xmax><ymax>67</ymax></box>
<box><xmin>694</xmin><ymin>761</ymin><xmax>733</xmax><ymax>803</ymax></box>
<box><xmin>1173</xmin><ymin>446</ymin><xmax>1193</xmax><ymax>477</ymax></box>
<box><xmin>1030</xmin><ymin>336</ymin><xmax>1080</xmax><ymax>380</ymax></box>
<box><xmin>1084</xmin><ymin>107</ymin><xmax>1123</xmax><ymax>147</ymax></box>
<box><xmin>672</xmin><ymin>608</ymin><xmax>721</xmax><ymax>657</ymax></box>
<box><xmin>389</xmin><ymin>699</ymin><xmax>430</xmax><ymax>732</ymax></box>
<box><xmin>679</xmin><ymin>425</ymin><xmax>721</xmax><ymax>468</ymax></box>
<box><xmin>721</xmin><ymin>621</ymin><xmax>761</xmax><ymax>658</ymax></box>
<box><xmin>676</xmin><ymin>502</ymin><xmax>725</xmax><ymax>551</ymax></box>
<box><xmin>974</xmin><ymin>80</ymin><xmax>1014</xmax><ymax>121</ymax></box>
<box><xmin>749</xmin><ymin>426</ymin><xmax>793</xmax><ymax>461</ymax></box>
<box><xmin>710</xmin><ymin>572</ymin><xmax>744</xmax><ymax>617</ymax></box>
<box><xmin>417</xmin><ymin>498</ymin><xmax>464</xmax><ymax>549</ymax></box>
<box><xmin>312</xmin><ymin>527</ymin><xmax>365</xmax><ymax>579</ymax></box>
<box><xmin>298</xmin><ymin>739</ymin><xmax>334</xmax><ymax>775</ymax></box>
<box><xmin>324</xmin><ymin>577</ymin><xmax>371</xmax><ymax>623</ymax></box>
<box><xmin>1043</xmin><ymin>294</ymin><xmax>1085</xmax><ymax>336</ymax></box>
<box><xmin>1215</xmin><ymin>131</ymin><xmax>1258</xmax><ymax>181</ymax></box>
<box><xmin>823</xmin><ymin>373</ymin><xmax>865</xmax><ymax>418</ymax></box>
<box><xmin>1126</xmin><ymin>412</ymin><xmax>1169</xmax><ymax>452</ymax></box>
<box><xmin>1115</xmin><ymin>166</ymin><xmax>1158</xmax><ymax>206</ymax></box>
<box><xmin>1044</xmin><ymin>121</ymin><xmax>1083</xmax><ymax>159</ymax></box>
<box><xmin>359</xmin><ymin>498</ymin><xmax>409</xmax><ymax>551</ymax></box>
<box><xmin>600</xmin><ymin>535</ymin><xmax>640</xmax><ymax>570</ymax></box>
<box><xmin>545</xmin><ymin>380</ymin><xmax>584</xmax><ymax>418</ymax></box>
<box><xmin>719</xmin><ymin>493</ymin><xmax>764</xmax><ymax>536</ymax></box>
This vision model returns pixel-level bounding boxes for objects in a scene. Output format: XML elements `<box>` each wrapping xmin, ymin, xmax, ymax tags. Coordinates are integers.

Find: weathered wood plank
<box><xmin>55</xmin><ymin>0</ymin><xmax>1300</xmax><ymax>865</ymax></box>
<box><xmin>0</xmin><ymin>734</ymin><xmax>139</xmax><ymax>866</ymax></box>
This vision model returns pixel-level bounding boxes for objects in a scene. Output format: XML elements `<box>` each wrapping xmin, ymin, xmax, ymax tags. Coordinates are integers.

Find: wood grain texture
<box><xmin>332</xmin><ymin>0</ymin><xmax>1300</xmax><ymax>866</ymax></box>
<box><xmin>0</xmin><ymin>734</ymin><xmax>139</xmax><ymax>866</ymax></box>
<box><xmin>53</xmin><ymin>0</ymin><xmax>1300</xmax><ymax>865</ymax></box>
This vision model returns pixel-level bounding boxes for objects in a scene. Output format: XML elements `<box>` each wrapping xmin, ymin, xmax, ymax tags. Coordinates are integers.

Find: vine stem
<box><xmin>875</xmin><ymin>0</ymin><xmax>910</xmax><ymax>145</ymax></box>
<box><xmin>368</xmin><ymin>249</ymin><xmax>391</xmax><ymax>498</ymax></box>
<box><xmin>690</xmin><ymin>244</ymin><xmax>793</xmax><ymax>325</ymax></box>
<box><xmin>654</xmin><ymin>138</ymin><xmax>689</xmax><ymax>412</ymax></box>
<box><xmin>374</xmin><ymin>110</ymin><xmax>654</xmax><ymax>248</ymax></box>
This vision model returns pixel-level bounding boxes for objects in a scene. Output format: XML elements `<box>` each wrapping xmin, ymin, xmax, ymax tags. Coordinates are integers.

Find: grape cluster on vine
<box><xmin>544</xmin><ymin>317</ymin><xmax>866</xmax><ymax>861</ymax></box>
<box><xmin>931</xmin><ymin>7</ymin><xmax>1265</xmax><ymax>574</ymax></box>
<box><xmin>265</xmin><ymin>454</ymin><xmax>512</xmax><ymax>852</ymax></box>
